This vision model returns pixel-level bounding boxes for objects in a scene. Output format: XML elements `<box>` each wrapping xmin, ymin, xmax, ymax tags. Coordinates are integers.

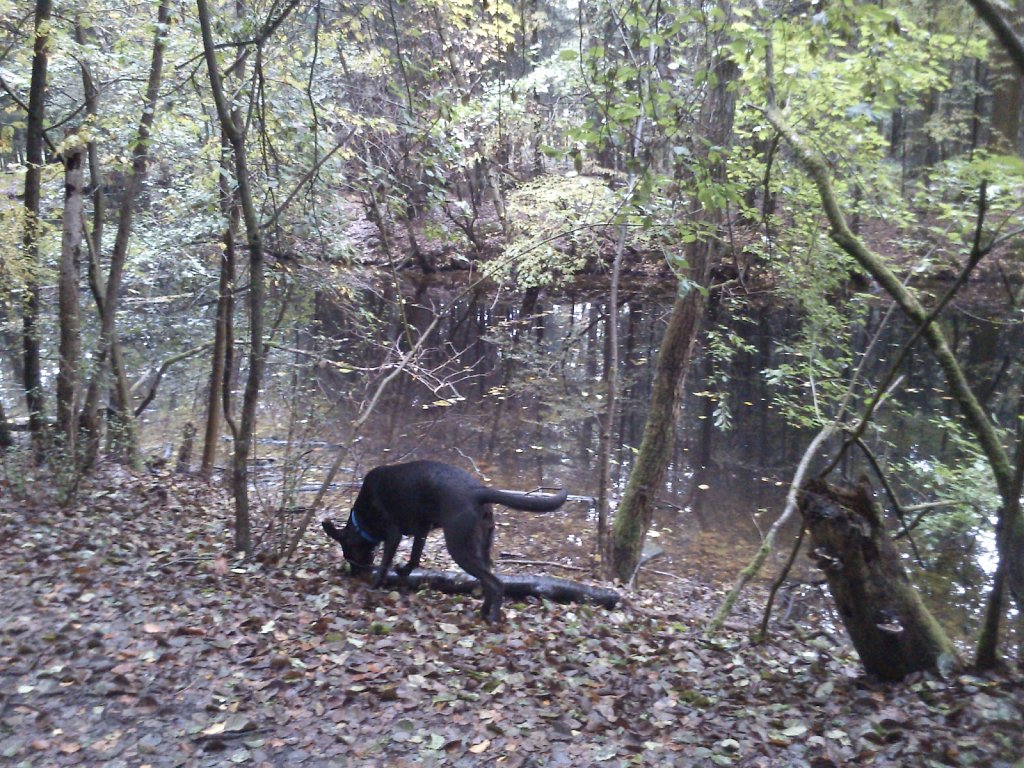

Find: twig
<box><xmin>757</xmin><ymin>526</ymin><xmax>806</xmax><ymax>641</ymax></box>
<box><xmin>193</xmin><ymin>727</ymin><xmax>264</xmax><ymax>743</ymax></box>
<box><xmin>132</xmin><ymin>344</ymin><xmax>213</xmax><ymax>417</ymax></box>
<box><xmin>628</xmin><ymin>546</ymin><xmax>665</xmax><ymax>589</ymax></box>
<box><xmin>280</xmin><ymin>314</ymin><xmax>442</xmax><ymax>563</ymax></box>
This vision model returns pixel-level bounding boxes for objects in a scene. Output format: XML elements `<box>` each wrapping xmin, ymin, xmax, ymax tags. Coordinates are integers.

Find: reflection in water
<box><xmin>123</xmin><ymin>273</ymin><xmax>1020</xmax><ymax>643</ymax></box>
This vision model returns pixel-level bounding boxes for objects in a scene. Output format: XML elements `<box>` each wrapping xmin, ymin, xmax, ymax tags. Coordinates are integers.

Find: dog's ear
<box><xmin>322</xmin><ymin>519</ymin><xmax>344</xmax><ymax>545</ymax></box>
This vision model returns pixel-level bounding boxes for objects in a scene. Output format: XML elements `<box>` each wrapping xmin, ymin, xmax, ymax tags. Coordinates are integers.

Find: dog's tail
<box><xmin>479</xmin><ymin>487</ymin><xmax>568</xmax><ymax>512</ymax></box>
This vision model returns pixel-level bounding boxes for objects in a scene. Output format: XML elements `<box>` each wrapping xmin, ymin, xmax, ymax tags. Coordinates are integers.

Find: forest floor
<box><xmin>1</xmin><ymin>462</ymin><xmax>1022</xmax><ymax>768</ymax></box>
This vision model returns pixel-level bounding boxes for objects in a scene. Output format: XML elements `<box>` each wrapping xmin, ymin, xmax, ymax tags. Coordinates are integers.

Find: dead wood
<box><xmin>800</xmin><ymin>478</ymin><xmax>959</xmax><ymax>681</ymax></box>
<box><xmin>363</xmin><ymin>568</ymin><xmax>620</xmax><ymax>609</ymax></box>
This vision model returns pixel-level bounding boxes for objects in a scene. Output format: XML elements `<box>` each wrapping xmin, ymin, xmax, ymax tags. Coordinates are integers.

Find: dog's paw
<box><xmin>481</xmin><ymin>607</ymin><xmax>502</xmax><ymax>625</ymax></box>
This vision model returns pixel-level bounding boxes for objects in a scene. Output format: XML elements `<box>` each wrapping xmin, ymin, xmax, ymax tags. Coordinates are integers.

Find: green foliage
<box><xmin>884</xmin><ymin>410</ymin><xmax>1003</xmax><ymax>569</ymax></box>
<box><xmin>484</xmin><ymin>174</ymin><xmax>619</xmax><ymax>288</ymax></box>
<box><xmin>728</xmin><ymin>2</ymin><xmax>994</xmax><ymax>433</ymax></box>
<box><xmin>703</xmin><ymin>304</ymin><xmax>758</xmax><ymax>431</ymax></box>
<box><xmin>916</xmin><ymin>151</ymin><xmax>1024</xmax><ymax>271</ymax></box>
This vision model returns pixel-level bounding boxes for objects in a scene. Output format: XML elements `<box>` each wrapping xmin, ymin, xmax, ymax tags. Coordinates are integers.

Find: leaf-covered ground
<box><xmin>1</xmin><ymin>464</ymin><xmax>1022</xmax><ymax>768</ymax></box>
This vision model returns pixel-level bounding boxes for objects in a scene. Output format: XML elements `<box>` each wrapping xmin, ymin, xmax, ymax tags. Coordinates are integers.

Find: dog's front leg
<box><xmin>373</xmin><ymin>534</ymin><xmax>402</xmax><ymax>588</ymax></box>
<box><xmin>396</xmin><ymin>535</ymin><xmax>426</xmax><ymax>581</ymax></box>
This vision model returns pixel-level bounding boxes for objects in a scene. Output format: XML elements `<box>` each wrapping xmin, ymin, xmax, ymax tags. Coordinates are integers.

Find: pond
<box><xmin>6</xmin><ymin>268</ymin><xmax>1019</xmax><ymax>645</ymax></box>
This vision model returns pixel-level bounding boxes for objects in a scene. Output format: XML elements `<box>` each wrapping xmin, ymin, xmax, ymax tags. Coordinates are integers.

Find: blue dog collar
<box><xmin>350</xmin><ymin>510</ymin><xmax>382</xmax><ymax>545</ymax></box>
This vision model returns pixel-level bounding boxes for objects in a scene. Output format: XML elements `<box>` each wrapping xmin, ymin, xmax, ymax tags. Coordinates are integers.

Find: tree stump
<box><xmin>800</xmin><ymin>478</ymin><xmax>959</xmax><ymax>681</ymax></box>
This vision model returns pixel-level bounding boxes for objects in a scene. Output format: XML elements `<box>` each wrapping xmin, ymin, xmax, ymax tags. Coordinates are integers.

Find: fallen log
<box><xmin>321</xmin><ymin>520</ymin><xmax>621</xmax><ymax>609</ymax></box>
<box><xmin>373</xmin><ymin>568</ymin><xmax>621</xmax><ymax>609</ymax></box>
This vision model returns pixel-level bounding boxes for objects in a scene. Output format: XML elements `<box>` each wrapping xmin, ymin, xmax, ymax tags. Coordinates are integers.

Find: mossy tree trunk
<box><xmin>609</xmin><ymin>289</ymin><xmax>708</xmax><ymax>581</ymax></box>
<box><xmin>608</xmin><ymin>38</ymin><xmax>737</xmax><ymax>583</ymax></box>
<box><xmin>801</xmin><ymin>479</ymin><xmax>959</xmax><ymax>681</ymax></box>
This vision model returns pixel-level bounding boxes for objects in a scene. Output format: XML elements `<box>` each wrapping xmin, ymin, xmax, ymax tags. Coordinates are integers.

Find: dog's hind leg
<box><xmin>480</xmin><ymin>507</ymin><xmax>495</xmax><ymax>568</ymax></box>
<box><xmin>443</xmin><ymin>516</ymin><xmax>504</xmax><ymax>623</ymax></box>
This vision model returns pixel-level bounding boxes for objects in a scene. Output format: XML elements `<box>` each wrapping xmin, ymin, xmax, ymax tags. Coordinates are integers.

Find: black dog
<box><xmin>322</xmin><ymin>460</ymin><xmax>567</xmax><ymax>623</ymax></box>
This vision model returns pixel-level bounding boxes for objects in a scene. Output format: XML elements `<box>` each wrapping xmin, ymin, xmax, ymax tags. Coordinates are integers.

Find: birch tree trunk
<box><xmin>56</xmin><ymin>139</ymin><xmax>85</xmax><ymax>455</ymax></box>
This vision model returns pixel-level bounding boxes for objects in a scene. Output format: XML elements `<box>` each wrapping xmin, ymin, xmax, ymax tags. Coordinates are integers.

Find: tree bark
<box><xmin>0</xmin><ymin>398</ymin><xmax>12</xmax><ymax>449</ymax></box>
<box><xmin>176</xmin><ymin>422</ymin><xmax>196</xmax><ymax>475</ymax></box>
<box><xmin>609</xmin><ymin>40</ymin><xmax>737</xmax><ymax>582</ymax></box>
<box><xmin>80</xmin><ymin>0</ymin><xmax>172</xmax><ymax>468</ymax></box>
<box><xmin>75</xmin><ymin>17</ymin><xmax>104</xmax><ymax>260</ymax></box>
<box><xmin>801</xmin><ymin>479</ymin><xmax>959</xmax><ymax>681</ymax></box>
<box><xmin>56</xmin><ymin>138</ymin><xmax>85</xmax><ymax>455</ymax></box>
<box><xmin>21</xmin><ymin>0</ymin><xmax>52</xmax><ymax>463</ymax></box>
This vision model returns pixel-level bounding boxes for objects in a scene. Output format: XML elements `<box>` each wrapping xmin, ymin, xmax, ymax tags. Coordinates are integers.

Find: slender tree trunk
<box><xmin>80</xmin><ymin>0</ymin><xmax>171</xmax><ymax>468</ymax></box>
<box><xmin>75</xmin><ymin>18</ymin><xmax>104</xmax><ymax>260</ymax></box>
<box><xmin>597</xmin><ymin>13</ymin><xmax>658</xmax><ymax>566</ymax></box>
<box><xmin>201</xmin><ymin>127</ymin><xmax>242</xmax><ymax>479</ymax></box>
<box><xmin>21</xmin><ymin>0</ymin><xmax>52</xmax><ymax>463</ymax></box>
<box><xmin>0</xmin><ymin>399</ymin><xmax>11</xmax><ymax>449</ymax></box>
<box><xmin>56</xmin><ymin>138</ymin><xmax>85</xmax><ymax>455</ymax></box>
<box><xmin>596</xmin><ymin>222</ymin><xmax>624</xmax><ymax>562</ymax></box>
<box><xmin>198</xmin><ymin>0</ymin><xmax>271</xmax><ymax>553</ymax></box>
<box><xmin>609</xmin><ymin>41</ymin><xmax>737</xmax><ymax>582</ymax></box>
<box><xmin>76</xmin><ymin>15</ymin><xmax>135</xmax><ymax>456</ymax></box>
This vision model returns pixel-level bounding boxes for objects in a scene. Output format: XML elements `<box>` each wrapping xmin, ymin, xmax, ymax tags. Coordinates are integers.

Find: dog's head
<box><xmin>337</xmin><ymin>516</ymin><xmax>378</xmax><ymax>578</ymax></box>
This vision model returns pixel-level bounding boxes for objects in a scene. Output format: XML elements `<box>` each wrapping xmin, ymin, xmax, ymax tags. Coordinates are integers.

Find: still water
<box><xmin>131</xmin><ymin>272</ymin><xmax>1020</xmax><ymax>642</ymax></box>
